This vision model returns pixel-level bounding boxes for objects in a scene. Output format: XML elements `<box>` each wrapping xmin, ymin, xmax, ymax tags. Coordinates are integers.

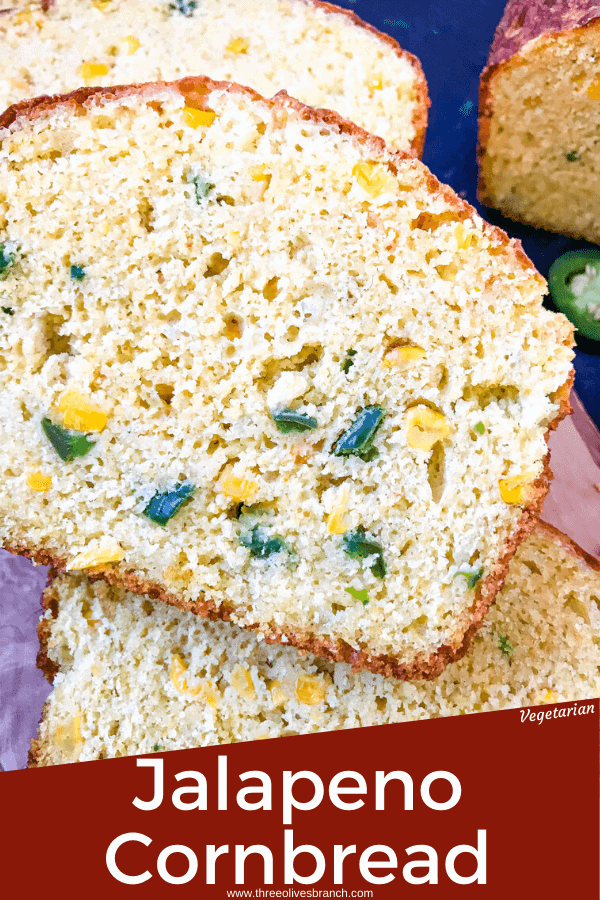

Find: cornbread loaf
<box><xmin>0</xmin><ymin>77</ymin><xmax>574</xmax><ymax>679</ymax></box>
<box><xmin>479</xmin><ymin>0</ymin><xmax>600</xmax><ymax>241</ymax></box>
<box><xmin>0</xmin><ymin>0</ymin><xmax>428</xmax><ymax>156</ymax></box>
<box><xmin>29</xmin><ymin>524</ymin><xmax>600</xmax><ymax>765</ymax></box>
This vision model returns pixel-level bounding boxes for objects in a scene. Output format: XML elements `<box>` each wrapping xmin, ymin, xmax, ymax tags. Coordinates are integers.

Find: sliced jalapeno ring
<box><xmin>548</xmin><ymin>249</ymin><xmax>600</xmax><ymax>341</ymax></box>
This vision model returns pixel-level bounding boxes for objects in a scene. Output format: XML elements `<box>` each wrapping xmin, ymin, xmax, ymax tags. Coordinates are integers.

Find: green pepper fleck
<box><xmin>345</xmin><ymin>587</ymin><xmax>369</xmax><ymax>605</ymax></box>
<box><xmin>143</xmin><ymin>483</ymin><xmax>196</xmax><ymax>526</ymax></box>
<box><xmin>548</xmin><ymin>249</ymin><xmax>600</xmax><ymax>341</ymax></box>
<box><xmin>191</xmin><ymin>175</ymin><xmax>215</xmax><ymax>202</ymax></box>
<box><xmin>0</xmin><ymin>243</ymin><xmax>18</xmax><ymax>279</ymax></box>
<box><xmin>272</xmin><ymin>408</ymin><xmax>318</xmax><ymax>434</ymax></box>
<box><xmin>152</xmin><ymin>744</ymin><xmax>162</xmax><ymax>752</ymax></box>
<box><xmin>169</xmin><ymin>0</ymin><xmax>197</xmax><ymax>14</ymax></box>
<box><xmin>474</xmin><ymin>422</ymin><xmax>485</xmax><ymax>435</ymax></box>
<box><xmin>70</xmin><ymin>265</ymin><xmax>85</xmax><ymax>281</ymax></box>
<box><xmin>333</xmin><ymin>405</ymin><xmax>385</xmax><ymax>461</ymax></box>
<box><xmin>454</xmin><ymin>567</ymin><xmax>483</xmax><ymax>589</ymax></box>
<box><xmin>341</xmin><ymin>528</ymin><xmax>386</xmax><ymax>579</ymax></box>
<box><xmin>239</xmin><ymin>523</ymin><xmax>289</xmax><ymax>560</ymax></box>
<box><xmin>1</xmin><ymin>307</ymin><xmax>14</xmax><ymax>316</ymax></box>
<box><xmin>565</xmin><ymin>151</ymin><xmax>579</xmax><ymax>162</ymax></box>
<box><xmin>342</xmin><ymin>349</ymin><xmax>357</xmax><ymax>374</ymax></box>
<box><xmin>41</xmin><ymin>417</ymin><xmax>96</xmax><ymax>462</ymax></box>
<box><xmin>497</xmin><ymin>632</ymin><xmax>515</xmax><ymax>658</ymax></box>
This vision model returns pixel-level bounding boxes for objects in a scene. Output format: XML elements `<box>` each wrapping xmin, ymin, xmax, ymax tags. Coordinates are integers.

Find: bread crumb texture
<box><xmin>31</xmin><ymin>526</ymin><xmax>600</xmax><ymax>764</ymax></box>
<box><xmin>0</xmin><ymin>0</ymin><xmax>423</xmax><ymax>153</ymax></box>
<box><xmin>0</xmin><ymin>81</ymin><xmax>573</xmax><ymax>670</ymax></box>
<box><xmin>480</xmin><ymin>20</ymin><xmax>600</xmax><ymax>241</ymax></box>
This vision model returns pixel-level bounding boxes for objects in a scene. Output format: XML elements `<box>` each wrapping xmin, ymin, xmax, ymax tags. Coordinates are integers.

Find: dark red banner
<box><xmin>2</xmin><ymin>700</ymin><xmax>598</xmax><ymax>897</ymax></box>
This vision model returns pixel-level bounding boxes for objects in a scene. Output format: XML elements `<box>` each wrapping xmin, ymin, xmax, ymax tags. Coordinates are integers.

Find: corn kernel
<box><xmin>588</xmin><ymin>76</ymin><xmax>600</xmax><ymax>99</ymax></box>
<box><xmin>541</xmin><ymin>690</ymin><xmax>559</xmax><ymax>705</ymax></box>
<box><xmin>498</xmin><ymin>471</ymin><xmax>536</xmax><ymax>504</ymax></box>
<box><xmin>250</xmin><ymin>164</ymin><xmax>271</xmax><ymax>182</ymax></box>
<box><xmin>66</xmin><ymin>541</ymin><xmax>125</xmax><ymax>571</ymax></box>
<box><xmin>58</xmin><ymin>389</ymin><xmax>107</xmax><ymax>432</ymax></box>
<box><xmin>405</xmin><ymin>406</ymin><xmax>450</xmax><ymax>451</ymax></box>
<box><xmin>296</xmin><ymin>674</ymin><xmax>327</xmax><ymax>705</ymax></box>
<box><xmin>455</xmin><ymin>223</ymin><xmax>476</xmax><ymax>250</ymax></box>
<box><xmin>170</xmin><ymin>653</ymin><xmax>189</xmax><ymax>693</ymax></box>
<box><xmin>189</xmin><ymin>679</ymin><xmax>221</xmax><ymax>708</ymax></box>
<box><xmin>367</xmin><ymin>75</ymin><xmax>383</xmax><ymax>90</ymax></box>
<box><xmin>92</xmin><ymin>0</ymin><xmax>112</xmax><ymax>8</ymax></box>
<box><xmin>327</xmin><ymin>484</ymin><xmax>350</xmax><ymax>535</ymax></box>
<box><xmin>14</xmin><ymin>9</ymin><xmax>33</xmax><ymax>25</ymax></box>
<box><xmin>226</xmin><ymin>37</ymin><xmax>250</xmax><ymax>54</ymax></box>
<box><xmin>269</xmin><ymin>679</ymin><xmax>288</xmax><ymax>707</ymax></box>
<box><xmin>55</xmin><ymin>714</ymin><xmax>83</xmax><ymax>754</ymax></box>
<box><xmin>383</xmin><ymin>345</ymin><xmax>426</xmax><ymax>367</ymax></box>
<box><xmin>122</xmin><ymin>35</ymin><xmax>140</xmax><ymax>54</ymax></box>
<box><xmin>216</xmin><ymin>466</ymin><xmax>259</xmax><ymax>502</ymax></box>
<box><xmin>230</xmin><ymin>664</ymin><xmax>256</xmax><ymax>700</ymax></box>
<box><xmin>26</xmin><ymin>471</ymin><xmax>52</xmax><ymax>492</ymax></box>
<box><xmin>79</xmin><ymin>62</ymin><xmax>109</xmax><ymax>85</ymax></box>
<box><xmin>182</xmin><ymin>106</ymin><xmax>217</xmax><ymax>128</ymax></box>
<box><xmin>353</xmin><ymin>161</ymin><xmax>397</xmax><ymax>198</ymax></box>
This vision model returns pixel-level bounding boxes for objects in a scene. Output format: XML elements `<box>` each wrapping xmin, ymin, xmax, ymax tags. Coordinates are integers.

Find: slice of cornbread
<box><xmin>479</xmin><ymin>0</ymin><xmax>600</xmax><ymax>241</ymax></box>
<box><xmin>0</xmin><ymin>0</ymin><xmax>428</xmax><ymax>156</ymax></box>
<box><xmin>0</xmin><ymin>77</ymin><xmax>573</xmax><ymax>678</ymax></box>
<box><xmin>29</xmin><ymin>524</ymin><xmax>600</xmax><ymax>765</ymax></box>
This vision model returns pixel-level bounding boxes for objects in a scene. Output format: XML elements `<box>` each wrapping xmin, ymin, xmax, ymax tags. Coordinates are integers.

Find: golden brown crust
<box><xmin>1</xmin><ymin>74</ymin><xmax>573</xmax><ymax>680</ymax></box>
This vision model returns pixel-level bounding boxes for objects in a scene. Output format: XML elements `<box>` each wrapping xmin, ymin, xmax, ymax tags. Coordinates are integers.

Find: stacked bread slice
<box><xmin>0</xmin><ymin>0</ymin><xmax>428</xmax><ymax>156</ymax></box>
<box><xmin>0</xmin><ymin>77</ymin><xmax>573</xmax><ymax>682</ymax></box>
<box><xmin>29</xmin><ymin>523</ymin><xmax>600</xmax><ymax>765</ymax></box>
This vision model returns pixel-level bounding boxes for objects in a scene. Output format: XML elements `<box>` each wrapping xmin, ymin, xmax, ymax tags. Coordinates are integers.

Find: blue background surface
<box><xmin>335</xmin><ymin>0</ymin><xmax>600</xmax><ymax>425</ymax></box>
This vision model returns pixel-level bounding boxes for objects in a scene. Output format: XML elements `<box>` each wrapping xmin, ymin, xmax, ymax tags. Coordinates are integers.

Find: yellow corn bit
<box><xmin>216</xmin><ymin>466</ymin><xmax>259</xmax><ymax>502</ymax></box>
<box><xmin>26</xmin><ymin>471</ymin><xmax>52</xmax><ymax>492</ymax></box>
<box><xmin>55</xmin><ymin>714</ymin><xmax>83</xmax><ymax>754</ymax></box>
<box><xmin>14</xmin><ymin>8</ymin><xmax>33</xmax><ymax>25</ymax></box>
<box><xmin>541</xmin><ymin>690</ymin><xmax>559</xmax><ymax>705</ymax></box>
<box><xmin>189</xmin><ymin>679</ymin><xmax>221</xmax><ymax>708</ymax></box>
<box><xmin>367</xmin><ymin>75</ymin><xmax>383</xmax><ymax>91</ymax></box>
<box><xmin>59</xmin><ymin>389</ymin><xmax>107</xmax><ymax>432</ymax></box>
<box><xmin>588</xmin><ymin>76</ymin><xmax>600</xmax><ymax>99</ymax></box>
<box><xmin>66</xmin><ymin>541</ymin><xmax>125</xmax><ymax>571</ymax></box>
<box><xmin>498</xmin><ymin>471</ymin><xmax>536</xmax><ymax>504</ymax></box>
<box><xmin>327</xmin><ymin>484</ymin><xmax>350</xmax><ymax>535</ymax></box>
<box><xmin>182</xmin><ymin>107</ymin><xmax>217</xmax><ymax>129</ymax></box>
<box><xmin>226</xmin><ymin>37</ymin><xmax>250</xmax><ymax>54</ymax></box>
<box><xmin>296</xmin><ymin>674</ymin><xmax>327</xmax><ymax>706</ymax></box>
<box><xmin>92</xmin><ymin>0</ymin><xmax>112</xmax><ymax>8</ymax></box>
<box><xmin>250</xmin><ymin>164</ymin><xmax>271</xmax><ymax>182</ymax></box>
<box><xmin>405</xmin><ymin>406</ymin><xmax>450</xmax><ymax>451</ymax></box>
<box><xmin>230</xmin><ymin>664</ymin><xmax>256</xmax><ymax>700</ymax></box>
<box><xmin>353</xmin><ymin>161</ymin><xmax>397</xmax><ymax>198</ymax></box>
<box><xmin>436</xmin><ymin>262</ymin><xmax>459</xmax><ymax>281</ymax></box>
<box><xmin>269</xmin><ymin>679</ymin><xmax>288</xmax><ymax>707</ymax></box>
<box><xmin>382</xmin><ymin>345</ymin><xmax>426</xmax><ymax>368</ymax></box>
<box><xmin>121</xmin><ymin>35</ymin><xmax>141</xmax><ymax>54</ymax></box>
<box><xmin>455</xmin><ymin>223</ymin><xmax>476</xmax><ymax>250</ymax></box>
<box><xmin>170</xmin><ymin>654</ymin><xmax>189</xmax><ymax>693</ymax></box>
<box><xmin>79</xmin><ymin>62</ymin><xmax>109</xmax><ymax>85</ymax></box>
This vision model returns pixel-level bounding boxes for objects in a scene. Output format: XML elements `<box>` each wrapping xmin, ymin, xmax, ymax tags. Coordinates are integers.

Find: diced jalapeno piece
<box><xmin>565</xmin><ymin>151</ymin><xmax>578</xmax><ymax>162</ymax></box>
<box><xmin>474</xmin><ymin>422</ymin><xmax>485</xmax><ymax>436</ymax></box>
<box><xmin>548</xmin><ymin>249</ymin><xmax>600</xmax><ymax>341</ymax></box>
<box><xmin>345</xmin><ymin>587</ymin><xmax>369</xmax><ymax>605</ymax></box>
<box><xmin>497</xmin><ymin>632</ymin><xmax>515</xmax><ymax>658</ymax></box>
<box><xmin>342</xmin><ymin>349</ymin><xmax>357</xmax><ymax>374</ymax></box>
<box><xmin>239</xmin><ymin>523</ymin><xmax>288</xmax><ymax>560</ymax></box>
<box><xmin>169</xmin><ymin>0</ymin><xmax>197</xmax><ymax>14</ymax></box>
<box><xmin>70</xmin><ymin>265</ymin><xmax>85</xmax><ymax>281</ymax></box>
<box><xmin>454</xmin><ymin>567</ymin><xmax>483</xmax><ymax>589</ymax></box>
<box><xmin>333</xmin><ymin>405</ymin><xmax>385</xmax><ymax>460</ymax></box>
<box><xmin>272</xmin><ymin>408</ymin><xmax>318</xmax><ymax>434</ymax></box>
<box><xmin>341</xmin><ymin>528</ymin><xmax>386</xmax><ymax>579</ymax></box>
<box><xmin>1</xmin><ymin>307</ymin><xmax>14</xmax><ymax>316</ymax></box>
<box><xmin>41</xmin><ymin>417</ymin><xmax>96</xmax><ymax>462</ymax></box>
<box><xmin>0</xmin><ymin>243</ymin><xmax>18</xmax><ymax>278</ymax></box>
<box><xmin>143</xmin><ymin>483</ymin><xmax>196</xmax><ymax>526</ymax></box>
<box><xmin>191</xmin><ymin>175</ymin><xmax>215</xmax><ymax>202</ymax></box>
